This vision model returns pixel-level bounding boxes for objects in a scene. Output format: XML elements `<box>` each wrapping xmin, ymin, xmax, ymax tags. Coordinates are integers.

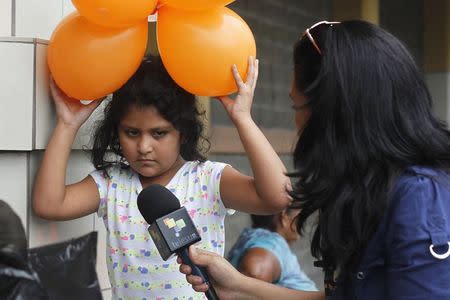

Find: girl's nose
<box><xmin>137</xmin><ymin>136</ymin><xmax>154</xmax><ymax>154</ymax></box>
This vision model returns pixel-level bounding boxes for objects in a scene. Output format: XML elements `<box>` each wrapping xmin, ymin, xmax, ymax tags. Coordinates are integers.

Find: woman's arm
<box><xmin>219</xmin><ymin>57</ymin><xmax>291</xmax><ymax>214</ymax></box>
<box><xmin>178</xmin><ymin>246</ymin><xmax>325</xmax><ymax>300</ymax></box>
<box><xmin>32</xmin><ymin>79</ymin><xmax>101</xmax><ymax>220</ymax></box>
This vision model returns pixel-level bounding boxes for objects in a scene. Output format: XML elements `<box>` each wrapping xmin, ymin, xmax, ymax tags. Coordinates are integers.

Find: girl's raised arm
<box><xmin>218</xmin><ymin>57</ymin><xmax>291</xmax><ymax>214</ymax></box>
<box><xmin>32</xmin><ymin>79</ymin><xmax>101</xmax><ymax>220</ymax></box>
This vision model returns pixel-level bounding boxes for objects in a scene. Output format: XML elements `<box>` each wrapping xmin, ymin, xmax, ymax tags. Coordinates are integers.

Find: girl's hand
<box><xmin>218</xmin><ymin>56</ymin><xmax>259</xmax><ymax>125</ymax></box>
<box><xmin>49</xmin><ymin>77</ymin><xmax>103</xmax><ymax>130</ymax></box>
<box><xmin>178</xmin><ymin>246</ymin><xmax>246</xmax><ymax>300</ymax></box>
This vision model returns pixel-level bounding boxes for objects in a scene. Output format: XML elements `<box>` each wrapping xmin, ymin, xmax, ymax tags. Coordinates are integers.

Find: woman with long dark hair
<box><xmin>178</xmin><ymin>20</ymin><xmax>450</xmax><ymax>299</ymax></box>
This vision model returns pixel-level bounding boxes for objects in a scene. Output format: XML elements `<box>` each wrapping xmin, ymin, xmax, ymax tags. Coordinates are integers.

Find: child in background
<box><xmin>228</xmin><ymin>209</ymin><xmax>317</xmax><ymax>291</ymax></box>
<box><xmin>33</xmin><ymin>56</ymin><xmax>290</xmax><ymax>299</ymax></box>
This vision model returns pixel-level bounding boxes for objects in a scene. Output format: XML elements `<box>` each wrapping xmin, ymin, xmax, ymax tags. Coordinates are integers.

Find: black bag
<box><xmin>28</xmin><ymin>231</ymin><xmax>102</xmax><ymax>300</ymax></box>
<box><xmin>0</xmin><ymin>200</ymin><xmax>48</xmax><ymax>300</ymax></box>
<box><xmin>0</xmin><ymin>247</ymin><xmax>48</xmax><ymax>300</ymax></box>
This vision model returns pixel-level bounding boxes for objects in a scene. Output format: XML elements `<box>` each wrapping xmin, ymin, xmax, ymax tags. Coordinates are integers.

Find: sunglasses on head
<box><xmin>303</xmin><ymin>21</ymin><xmax>340</xmax><ymax>55</ymax></box>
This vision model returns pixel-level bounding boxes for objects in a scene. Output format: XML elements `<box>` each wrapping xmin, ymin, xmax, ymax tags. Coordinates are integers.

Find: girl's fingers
<box><xmin>252</xmin><ymin>59</ymin><xmax>259</xmax><ymax>93</ymax></box>
<box><xmin>49</xmin><ymin>77</ymin><xmax>66</xmax><ymax>100</ymax></box>
<box><xmin>230</xmin><ymin>56</ymin><xmax>258</xmax><ymax>93</ymax></box>
<box><xmin>49</xmin><ymin>77</ymin><xmax>79</xmax><ymax>103</ymax></box>
<box><xmin>49</xmin><ymin>78</ymin><xmax>62</xmax><ymax>100</ymax></box>
<box><xmin>232</xmin><ymin>64</ymin><xmax>245</xmax><ymax>88</ymax></box>
<box><xmin>245</xmin><ymin>56</ymin><xmax>256</xmax><ymax>87</ymax></box>
<box><xmin>216</xmin><ymin>96</ymin><xmax>233</xmax><ymax>109</ymax></box>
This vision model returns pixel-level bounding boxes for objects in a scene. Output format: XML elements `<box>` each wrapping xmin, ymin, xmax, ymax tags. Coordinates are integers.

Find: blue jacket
<box><xmin>329</xmin><ymin>166</ymin><xmax>450</xmax><ymax>299</ymax></box>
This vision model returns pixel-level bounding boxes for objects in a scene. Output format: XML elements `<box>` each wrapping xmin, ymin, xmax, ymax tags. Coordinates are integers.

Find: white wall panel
<box><xmin>0</xmin><ymin>41</ymin><xmax>34</xmax><ymax>150</ymax></box>
<box><xmin>34</xmin><ymin>41</ymin><xmax>54</xmax><ymax>149</ymax></box>
<box><xmin>0</xmin><ymin>0</ymin><xmax>12</xmax><ymax>36</ymax></box>
<box><xmin>28</xmin><ymin>215</ymin><xmax>94</xmax><ymax>248</ymax></box>
<box><xmin>28</xmin><ymin>150</ymin><xmax>96</xmax><ymax>247</ymax></box>
<box><xmin>15</xmin><ymin>0</ymin><xmax>62</xmax><ymax>39</ymax></box>
<box><xmin>0</xmin><ymin>152</ymin><xmax>29</xmax><ymax>232</ymax></box>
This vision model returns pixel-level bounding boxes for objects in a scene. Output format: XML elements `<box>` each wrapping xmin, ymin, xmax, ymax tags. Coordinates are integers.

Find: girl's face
<box><xmin>290</xmin><ymin>79</ymin><xmax>311</xmax><ymax>133</ymax></box>
<box><xmin>118</xmin><ymin>104</ymin><xmax>183</xmax><ymax>184</ymax></box>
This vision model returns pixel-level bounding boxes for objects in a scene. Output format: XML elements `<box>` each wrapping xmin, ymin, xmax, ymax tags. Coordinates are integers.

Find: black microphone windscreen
<box><xmin>137</xmin><ymin>184</ymin><xmax>181</xmax><ymax>224</ymax></box>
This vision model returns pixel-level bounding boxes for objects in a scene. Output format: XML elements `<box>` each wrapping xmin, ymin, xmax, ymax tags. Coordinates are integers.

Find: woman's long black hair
<box><xmin>291</xmin><ymin>20</ymin><xmax>450</xmax><ymax>276</ymax></box>
<box><xmin>91</xmin><ymin>56</ymin><xmax>209</xmax><ymax>171</ymax></box>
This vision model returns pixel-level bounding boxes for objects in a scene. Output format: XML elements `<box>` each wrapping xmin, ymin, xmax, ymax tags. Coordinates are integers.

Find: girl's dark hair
<box><xmin>250</xmin><ymin>214</ymin><xmax>277</xmax><ymax>232</ymax></box>
<box><xmin>291</xmin><ymin>20</ymin><xmax>450</xmax><ymax>276</ymax></box>
<box><xmin>250</xmin><ymin>208</ymin><xmax>296</xmax><ymax>232</ymax></box>
<box><xmin>91</xmin><ymin>56</ymin><xmax>209</xmax><ymax>171</ymax></box>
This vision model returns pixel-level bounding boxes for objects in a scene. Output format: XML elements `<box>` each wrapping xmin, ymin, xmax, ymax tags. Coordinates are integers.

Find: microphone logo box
<box><xmin>148</xmin><ymin>207</ymin><xmax>201</xmax><ymax>260</ymax></box>
<box><xmin>163</xmin><ymin>217</ymin><xmax>185</xmax><ymax>237</ymax></box>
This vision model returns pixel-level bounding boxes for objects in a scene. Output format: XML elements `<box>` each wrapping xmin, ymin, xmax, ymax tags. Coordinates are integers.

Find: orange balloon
<box><xmin>157</xmin><ymin>7</ymin><xmax>256</xmax><ymax>96</ymax></box>
<box><xmin>72</xmin><ymin>0</ymin><xmax>157</xmax><ymax>28</ymax></box>
<box><xmin>48</xmin><ymin>12</ymin><xmax>148</xmax><ymax>100</ymax></box>
<box><xmin>161</xmin><ymin>0</ymin><xmax>235</xmax><ymax>11</ymax></box>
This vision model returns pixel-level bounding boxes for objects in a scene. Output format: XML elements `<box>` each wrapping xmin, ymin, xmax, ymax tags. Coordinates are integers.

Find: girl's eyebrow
<box><xmin>119</xmin><ymin>124</ymin><xmax>173</xmax><ymax>131</ymax></box>
<box><xmin>150</xmin><ymin>126</ymin><xmax>173</xmax><ymax>131</ymax></box>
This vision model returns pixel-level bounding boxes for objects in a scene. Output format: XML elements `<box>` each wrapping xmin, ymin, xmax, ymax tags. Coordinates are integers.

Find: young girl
<box><xmin>32</xmin><ymin>56</ymin><xmax>290</xmax><ymax>299</ymax></box>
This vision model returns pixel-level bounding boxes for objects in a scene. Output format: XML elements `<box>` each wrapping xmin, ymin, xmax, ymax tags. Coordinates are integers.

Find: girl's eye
<box><xmin>153</xmin><ymin>131</ymin><xmax>167</xmax><ymax>138</ymax></box>
<box><xmin>126</xmin><ymin>129</ymin><xmax>139</xmax><ymax>137</ymax></box>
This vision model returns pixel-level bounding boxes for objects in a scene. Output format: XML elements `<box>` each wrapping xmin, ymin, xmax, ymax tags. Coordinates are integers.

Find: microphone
<box><xmin>137</xmin><ymin>184</ymin><xmax>219</xmax><ymax>300</ymax></box>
